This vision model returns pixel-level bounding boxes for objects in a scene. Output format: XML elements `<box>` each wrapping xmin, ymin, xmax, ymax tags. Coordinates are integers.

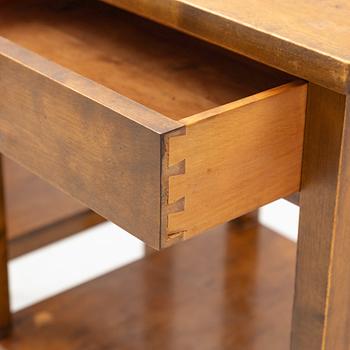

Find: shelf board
<box><xmin>0</xmin><ymin>221</ymin><xmax>296</xmax><ymax>350</ymax></box>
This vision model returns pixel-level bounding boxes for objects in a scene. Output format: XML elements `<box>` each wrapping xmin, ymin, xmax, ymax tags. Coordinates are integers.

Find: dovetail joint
<box><xmin>162</xmin><ymin>128</ymin><xmax>186</xmax><ymax>246</ymax></box>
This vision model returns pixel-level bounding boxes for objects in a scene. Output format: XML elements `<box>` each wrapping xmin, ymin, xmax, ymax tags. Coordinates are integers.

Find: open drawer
<box><xmin>0</xmin><ymin>0</ymin><xmax>307</xmax><ymax>249</ymax></box>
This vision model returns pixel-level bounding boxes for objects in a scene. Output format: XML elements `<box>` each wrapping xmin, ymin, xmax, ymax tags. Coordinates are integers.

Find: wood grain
<box><xmin>103</xmin><ymin>0</ymin><xmax>350</xmax><ymax>94</ymax></box>
<box><xmin>146</xmin><ymin>211</ymin><xmax>259</xmax><ymax>256</ymax></box>
<box><xmin>0</xmin><ymin>37</ymin><xmax>182</xmax><ymax>249</ymax></box>
<box><xmin>0</xmin><ymin>0</ymin><xmax>298</xmax><ymax>248</ymax></box>
<box><xmin>291</xmin><ymin>85</ymin><xmax>350</xmax><ymax>349</ymax></box>
<box><xmin>0</xmin><ymin>156</ymin><xmax>10</xmax><ymax>339</ymax></box>
<box><xmin>165</xmin><ymin>81</ymin><xmax>306</xmax><ymax>244</ymax></box>
<box><xmin>0</xmin><ymin>222</ymin><xmax>296</xmax><ymax>350</ymax></box>
<box><xmin>0</xmin><ymin>0</ymin><xmax>289</xmax><ymax>121</ymax></box>
<box><xmin>3</xmin><ymin>157</ymin><xmax>87</xmax><ymax>240</ymax></box>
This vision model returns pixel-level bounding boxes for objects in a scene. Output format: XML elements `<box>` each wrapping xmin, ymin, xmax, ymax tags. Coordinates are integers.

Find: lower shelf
<box><xmin>1</xmin><ymin>221</ymin><xmax>296</xmax><ymax>350</ymax></box>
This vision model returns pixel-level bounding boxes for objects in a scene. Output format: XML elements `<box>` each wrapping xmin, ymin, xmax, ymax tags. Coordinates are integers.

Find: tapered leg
<box><xmin>0</xmin><ymin>156</ymin><xmax>10</xmax><ymax>338</ymax></box>
<box><xmin>291</xmin><ymin>85</ymin><xmax>350</xmax><ymax>349</ymax></box>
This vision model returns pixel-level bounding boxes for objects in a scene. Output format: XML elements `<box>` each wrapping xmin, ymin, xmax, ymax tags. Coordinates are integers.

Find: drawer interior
<box><xmin>0</xmin><ymin>0</ymin><xmax>292</xmax><ymax>122</ymax></box>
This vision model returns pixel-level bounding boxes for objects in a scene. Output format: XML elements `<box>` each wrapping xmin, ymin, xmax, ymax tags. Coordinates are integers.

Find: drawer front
<box><xmin>0</xmin><ymin>37</ymin><xmax>183</xmax><ymax>249</ymax></box>
<box><xmin>0</xmin><ymin>22</ymin><xmax>306</xmax><ymax>249</ymax></box>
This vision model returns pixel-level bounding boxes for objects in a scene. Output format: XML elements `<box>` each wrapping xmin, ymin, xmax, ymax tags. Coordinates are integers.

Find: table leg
<box><xmin>291</xmin><ymin>84</ymin><xmax>350</xmax><ymax>349</ymax></box>
<box><xmin>0</xmin><ymin>156</ymin><xmax>10</xmax><ymax>338</ymax></box>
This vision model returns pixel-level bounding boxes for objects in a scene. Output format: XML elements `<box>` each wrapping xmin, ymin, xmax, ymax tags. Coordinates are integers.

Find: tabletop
<box><xmin>104</xmin><ymin>0</ymin><xmax>350</xmax><ymax>94</ymax></box>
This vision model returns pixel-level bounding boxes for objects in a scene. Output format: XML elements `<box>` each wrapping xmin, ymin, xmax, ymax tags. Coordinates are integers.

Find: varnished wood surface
<box><xmin>9</xmin><ymin>210</ymin><xmax>104</xmax><ymax>259</ymax></box>
<box><xmin>4</xmin><ymin>156</ymin><xmax>104</xmax><ymax>257</ymax></box>
<box><xmin>3</xmin><ymin>158</ymin><xmax>87</xmax><ymax>240</ymax></box>
<box><xmin>291</xmin><ymin>85</ymin><xmax>350</xmax><ymax>349</ymax></box>
<box><xmin>0</xmin><ymin>35</ymin><xmax>179</xmax><ymax>248</ymax></box>
<box><xmin>0</xmin><ymin>222</ymin><xmax>296</xmax><ymax>350</ymax></box>
<box><xmin>0</xmin><ymin>0</ymin><xmax>299</xmax><ymax>248</ymax></box>
<box><xmin>0</xmin><ymin>0</ymin><xmax>290</xmax><ymax>121</ymax></box>
<box><xmin>166</xmin><ymin>81</ymin><xmax>306</xmax><ymax>244</ymax></box>
<box><xmin>0</xmin><ymin>157</ymin><xmax>10</xmax><ymax>338</ymax></box>
<box><xmin>103</xmin><ymin>0</ymin><xmax>350</xmax><ymax>94</ymax></box>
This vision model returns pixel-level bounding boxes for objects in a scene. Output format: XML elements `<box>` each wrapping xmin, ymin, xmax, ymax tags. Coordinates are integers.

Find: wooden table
<box><xmin>0</xmin><ymin>0</ymin><xmax>349</xmax><ymax>349</ymax></box>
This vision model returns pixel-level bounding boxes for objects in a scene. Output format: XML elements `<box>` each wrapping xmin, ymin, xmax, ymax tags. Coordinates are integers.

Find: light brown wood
<box><xmin>0</xmin><ymin>1</ymin><xmax>303</xmax><ymax>248</ymax></box>
<box><xmin>2</xmin><ymin>154</ymin><xmax>105</xmax><ymax>257</ymax></box>
<box><xmin>164</xmin><ymin>81</ymin><xmax>306</xmax><ymax>245</ymax></box>
<box><xmin>0</xmin><ymin>156</ymin><xmax>10</xmax><ymax>338</ymax></box>
<box><xmin>0</xmin><ymin>222</ymin><xmax>296</xmax><ymax>350</ymax></box>
<box><xmin>0</xmin><ymin>36</ymin><xmax>181</xmax><ymax>249</ymax></box>
<box><xmin>9</xmin><ymin>210</ymin><xmax>104</xmax><ymax>259</ymax></box>
<box><xmin>0</xmin><ymin>0</ymin><xmax>184</xmax><ymax>249</ymax></box>
<box><xmin>291</xmin><ymin>85</ymin><xmax>350</xmax><ymax>350</ymax></box>
<box><xmin>3</xmin><ymin>157</ymin><xmax>87</xmax><ymax>240</ymax></box>
<box><xmin>0</xmin><ymin>1</ymin><xmax>289</xmax><ymax>121</ymax></box>
<box><xmin>103</xmin><ymin>0</ymin><xmax>350</xmax><ymax>94</ymax></box>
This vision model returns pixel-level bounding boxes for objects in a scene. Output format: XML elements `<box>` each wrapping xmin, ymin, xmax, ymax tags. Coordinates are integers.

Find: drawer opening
<box><xmin>0</xmin><ymin>0</ymin><xmax>292</xmax><ymax>122</ymax></box>
<box><xmin>0</xmin><ymin>0</ymin><xmax>306</xmax><ymax>249</ymax></box>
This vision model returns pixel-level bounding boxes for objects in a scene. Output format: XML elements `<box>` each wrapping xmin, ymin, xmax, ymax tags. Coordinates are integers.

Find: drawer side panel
<box><xmin>166</xmin><ymin>81</ymin><xmax>307</xmax><ymax>244</ymax></box>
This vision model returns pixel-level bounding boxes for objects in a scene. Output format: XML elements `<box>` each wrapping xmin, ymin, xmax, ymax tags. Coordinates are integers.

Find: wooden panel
<box><xmin>164</xmin><ymin>81</ymin><xmax>306</xmax><ymax>245</ymax></box>
<box><xmin>0</xmin><ymin>156</ymin><xmax>10</xmax><ymax>338</ymax></box>
<box><xmin>3</xmin><ymin>157</ymin><xmax>87</xmax><ymax>240</ymax></box>
<box><xmin>0</xmin><ymin>0</ymin><xmax>290</xmax><ymax>121</ymax></box>
<box><xmin>291</xmin><ymin>85</ymin><xmax>350</xmax><ymax>350</ymax></box>
<box><xmin>0</xmin><ymin>37</ymin><xmax>182</xmax><ymax>249</ymax></box>
<box><xmin>103</xmin><ymin>0</ymin><xmax>350</xmax><ymax>93</ymax></box>
<box><xmin>0</xmin><ymin>222</ymin><xmax>296</xmax><ymax>349</ymax></box>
